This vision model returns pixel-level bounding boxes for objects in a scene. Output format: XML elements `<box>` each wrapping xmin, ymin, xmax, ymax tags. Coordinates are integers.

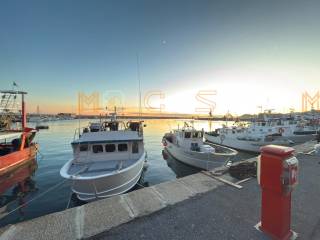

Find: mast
<box><xmin>136</xmin><ymin>53</ymin><xmax>142</xmax><ymax>120</ymax></box>
<box><xmin>0</xmin><ymin>90</ymin><xmax>27</xmax><ymax>130</ymax></box>
<box><xmin>21</xmin><ymin>93</ymin><xmax>26</xmax><ymax>129</ymax></box>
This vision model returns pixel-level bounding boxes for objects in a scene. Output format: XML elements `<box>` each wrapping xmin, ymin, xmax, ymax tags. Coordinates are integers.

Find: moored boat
<box><xmin>60</xmin><ymin>114</ymin><xmax>147</xmax><ymax>201</ymax></box>
<box><xmin>273</xmin><ymin>118</ymin><xmax>319</xmax><ymax>143</ymax></box>
<box><xmin>0</xmin><ymin>90</ymin><xmax>38</xmax><ymax>175</ymax></box>
<box><xmin>204</xmin><ymin>125</ymin><xmax>294</xmax><ymax>153</ymax></box>
<box><xmin>246</xmin><ymin>114</ymin><xmax>319</xmax><ymax>144</ymax></box>
<box><xmin>162</xmin><ymin>123</ymin><xmax>237</xmax><ymax>170</ymax></box>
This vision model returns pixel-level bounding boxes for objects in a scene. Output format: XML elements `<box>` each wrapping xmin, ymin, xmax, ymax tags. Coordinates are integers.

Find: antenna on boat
<box><xmin>136</xmin><ymin>53</ymin><xmax>142</xmax><ymax>121</ymax></box>
<box><xmin>77</xmin><ymin>94</ymin><xmax>81</xmax><ymax>137</ymax></box>
<box><xmin>114</xmin><ymin>106</ymin><xmax>117</xmax><ymax>121</ymax></box>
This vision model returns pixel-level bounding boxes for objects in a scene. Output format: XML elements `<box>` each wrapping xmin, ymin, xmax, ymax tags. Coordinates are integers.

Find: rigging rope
<box><xmin>0</xmin><ymin>165</ymin><xmax>88</xmax><ymax>220</ymax></box>
<box><xmin>0</xmin><ymin>178</ymin><xmax>68</xmax><ymax>220</ymax></box>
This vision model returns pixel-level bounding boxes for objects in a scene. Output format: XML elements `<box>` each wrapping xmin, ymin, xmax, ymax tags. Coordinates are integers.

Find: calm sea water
<box><xmin>0</xmin><ymin>119</ymin><xmax>255</xmax><ymax>227</ymax></box>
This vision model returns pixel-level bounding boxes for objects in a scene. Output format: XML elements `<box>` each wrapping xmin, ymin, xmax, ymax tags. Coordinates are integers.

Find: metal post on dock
<box><xmin>256</xmin><ymin>145</ymin><xmax>298</xmax><ymax>240</ymax></box>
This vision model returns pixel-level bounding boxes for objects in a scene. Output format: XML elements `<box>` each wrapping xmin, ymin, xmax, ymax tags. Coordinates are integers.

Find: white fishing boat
<box><xmin>60</xmin><ymin>115</ymin><xmax>147</xmax><ymax>201</ymax></box>
<box><xmin>204</xmin><ymin>125</ymin><xmax>294</xmax><ymax>153</ymax></box>
<box><xmin>247</xmin><ymin>113</ymin><xmax>319</xmax><ymax>144</ymax></box>
<box><xmin>162</xmin><ymin>123</ymin><xmax>237</xmax><ymax>170</ymax></box>
<box><xmin>270</xmin><ymin>118</ymin><xmax>319</xmax><ymax>143</ymax></box>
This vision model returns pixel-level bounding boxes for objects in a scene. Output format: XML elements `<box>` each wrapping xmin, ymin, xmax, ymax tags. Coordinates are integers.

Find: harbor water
<box><xmin>0</xmin><ymin>119</ymin><xmax>255</xmax><ymax>227</ymax></box>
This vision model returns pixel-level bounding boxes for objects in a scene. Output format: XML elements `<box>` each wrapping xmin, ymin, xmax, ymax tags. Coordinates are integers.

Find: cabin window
<box><xmin>118</xmin><ymin>143</ymin><xmax>128</xmax><ymax>152</ymax></box>
<box><xmin>79</xmin><ymin>145</ymin><xmax>88</xmax><ymax>152</ymax></box>
<box><xmin>185</xmin><ymin>132</ymin><xmax>191</xmax><ymax>138</ymax></box>
<box><xmin>92</xmin><ymin>145</ymin><xmax>103</xmax><ymax>153</ymax></box>
<box><xmin>192</xmin><ymin>132</ymin><xmax>198</xmax><ymax>138</ymax></box>
<box><xmin>105</xmin><ymin>144</ymin><xmax>116</xmax><ymax>153</ymax></box>
<box><xmin>132</xmin><ymin>142</ymin><xmax>139</xmax><ymax>153</ymax></box>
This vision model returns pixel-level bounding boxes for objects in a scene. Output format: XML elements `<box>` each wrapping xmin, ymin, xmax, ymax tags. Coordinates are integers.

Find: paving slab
<box><xmin>152</xmin><ymin>179</ymin><xmax>195</xmax><ymax>205</ymax></box>
<box><xmin>178</xmin><ymin>172</ymin><xmax>222</xmax><ymax>194</ymax></box>
<box><xmin>0</xmin><ymin>225</ymin><xmax>15</xmax><ymax>240</ymax></box>
<box><xmin>1</xmin><ymin>207</ymin><xmax>78</xmax><ymax>240</ymax></box>
<box><xmin>82</xmin><ymin>195</ymin><xmax>133</xmax><ymax>239</ymax></box>
<box><xmin>124</xmin><ymin>187</ymin><xmax>166</xmax><ymax>218</ymax></box>
<box><xmin>0</xmin><ymin>225</ymin><xmax>11</xmax><ymax>236</ymax></box>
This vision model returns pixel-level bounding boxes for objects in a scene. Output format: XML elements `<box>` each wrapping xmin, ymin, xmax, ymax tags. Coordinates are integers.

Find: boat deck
<box><xmin>67</xmin><ymin>159</ymin><xmax>140</xmax><ymax>177</ymax></box>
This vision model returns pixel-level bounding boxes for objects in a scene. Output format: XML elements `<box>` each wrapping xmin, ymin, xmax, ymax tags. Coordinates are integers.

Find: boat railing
<box><xmin>205</xmin><ymin>142</ymin><xmax>238</xmax><ymax>156</ymax></box>
<box><xmin>73</xmin><ymin>127</ymin><xmax>87</xmax><ymax>141</ymax></box>
<box><xmin>202</xmin><ymin>150</ymin><xmax>234</xmax><ymax>171</ymax></box>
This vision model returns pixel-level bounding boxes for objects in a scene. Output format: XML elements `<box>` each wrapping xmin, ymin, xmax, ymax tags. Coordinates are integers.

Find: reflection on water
<box><xmin>0</xmin><ymin>159</ymin><xmax>38</xmax><ymax>221</ymax></box>
<box><xmin>0</xmin><ymin>119</ymin><xmax>255</xmax><ymax>227</ymax></box>
<box><xmin>162</xmin><ymin>149</ymin><xmax>199</xmax><ymax>178</ymax></box>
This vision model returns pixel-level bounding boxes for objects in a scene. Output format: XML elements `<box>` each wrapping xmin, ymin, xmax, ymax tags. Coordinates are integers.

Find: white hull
<box><xmin>204</xmin><ymin>133</ymin><xmax>292</xmax><ymax>153</ymax></box>
<box><xmin>60</xmin><ymin>152</ymin><xmax>146</xmax><ymax>201</ymax></box>
<box><xmin>282</xmin><ymin>134</ymin><xmax>316</xmax><ymax>144</ymax></box>
<box><xmin>164</xmin><ymin>141</ymin><xmax>234</xmax><ymax>170</ymax></box>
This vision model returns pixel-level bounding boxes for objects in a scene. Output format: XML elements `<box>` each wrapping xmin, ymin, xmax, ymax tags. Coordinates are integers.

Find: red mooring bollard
<box><xmin>257</xmin><ymin>145</ymin><xmax>298</xmax><ymax>240</ymax></box>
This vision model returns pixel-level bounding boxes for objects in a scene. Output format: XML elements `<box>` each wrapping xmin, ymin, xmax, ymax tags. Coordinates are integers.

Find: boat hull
<box><xmin>282</xmin><ymin>134</ymin><xmax>316</xmax><ymax>144</ymax></box>
<box><xmin>61</xmin><ymin>152</ymin><xmax>146</xmax><ymax>201</ymax></box>
<box><xmin>0</xmin><ymin>158</ymin><xmax>37</xmax><ymax>195</ymax></box>
<box><xmin>0</xmin><ymin>144</ymin><xmax>38</xmax><ymax>175</ymax></box>
<box><xmin>164</xmin><ymin>141</ymin><xmax>232</xmax><ymax>170</ymax></box>
<box><xmin>204</xmin><ymin>133</ymin><xmax>292</xmax><ymax>153</ymax></box>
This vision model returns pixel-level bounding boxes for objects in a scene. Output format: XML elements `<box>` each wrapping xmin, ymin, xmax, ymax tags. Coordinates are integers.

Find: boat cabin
<box><xmin>72</xmin><ymin>139</ymin><xmax>144</xmax><ymax>163</ymax></box>
<box><xmin>72</xmin><ymin>121</ymin><xmax>145</xmax><ymax>163</ymax></box>
<box><xmin>0</xmin><ymin>131</ymin><xmax>36</xmax><ymax>157</ymax></box>
<box><xmin>174</xmin><ymin>129</ymin><xmax>204</xmax><ymax>151</ymax></box>
<box><xmin>84</xmin><ymin>121</ymin><xmax>143</xmax><ymax>134</ymax></box>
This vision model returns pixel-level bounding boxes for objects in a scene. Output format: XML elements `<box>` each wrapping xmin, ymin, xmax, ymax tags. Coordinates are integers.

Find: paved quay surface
<box><xmin>91</xmin><ymin>153</ymin><xmax>320</xmax><ymax>240</ymax></box>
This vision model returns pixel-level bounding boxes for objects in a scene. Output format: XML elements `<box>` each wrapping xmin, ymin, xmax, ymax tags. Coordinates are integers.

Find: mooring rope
<box><xmin>0</xmin><ymin>178</ymin><xmax>68</xmax><ymax>220</ymax></box>
<box><xmin>65</xmin><ymin>192</ymin><xmax>73</xmax><ymax>210</ymax></box>
<box><xmin>1</xmin><ymin>165</ymin><xmax>88</xmax><ymax>220</ymax></box>
<box><xmin>136</xmin><ymin>182</ymin><xmax>145</xmax><ymax>188</ymax></box>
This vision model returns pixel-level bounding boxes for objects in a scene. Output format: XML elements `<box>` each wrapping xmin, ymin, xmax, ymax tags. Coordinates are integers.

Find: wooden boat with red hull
<box><xmin>0</xmin><ymin>90</ymin><xmax>38</xmax><ymax>175</ymax></box>
<box><xmin>0</xmin><ymin>129</ymin><xmax>38</xmax><ymax>175</ymax></box>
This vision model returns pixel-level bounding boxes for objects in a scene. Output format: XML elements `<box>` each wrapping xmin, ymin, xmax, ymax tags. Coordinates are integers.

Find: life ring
<box><xmin>278</xmin><ymin>128</ymin><xmax>284</xmax><ymax>134</ymax></box>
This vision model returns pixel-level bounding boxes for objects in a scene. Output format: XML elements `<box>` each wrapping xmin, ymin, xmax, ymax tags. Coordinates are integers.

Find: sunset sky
<box><xmin>0</xmin><ymin>0</ymin><xmax>319</xmax><ymax>115</ymax></box>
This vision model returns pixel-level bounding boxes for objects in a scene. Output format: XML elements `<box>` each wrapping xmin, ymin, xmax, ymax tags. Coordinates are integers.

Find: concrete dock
<box><xmin>0</xmin><ymin>141</ymin><xmax>318</xmax><ymax>240</ymax></box>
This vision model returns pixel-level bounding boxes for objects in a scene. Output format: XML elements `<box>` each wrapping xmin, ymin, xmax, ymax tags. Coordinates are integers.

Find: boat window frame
<box><xmin>132</xmin><ymin>141</ymin><xmax>139</xmax><ymax>154</ymax></box>
<box><xmin>184</xmin><ymin>132</ymin><xmax>191</xmax><ymax>138</ymax></box>
<box><xmin>92</xmin><ymin>144</ymin><xmax>103</xmax><ymax>153</ymax></box>
<box><xmin>105</xmin><ymin>144</ymin><xmax>116</xmax><ymax>153</ymax></box>
<box><xmin>192</xmin><ymin>132</ymin><xmax>198</xmax><ymax>138</ymax></box>
<box><xmin>118</xmin><ymin>143</ymin><xmax>128</xmax><ymax>152</ymax></box>
<box><xmin>79</xmin><ymin>144</ymin><xmax>89</xmax><ymax>152</ymax></box>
